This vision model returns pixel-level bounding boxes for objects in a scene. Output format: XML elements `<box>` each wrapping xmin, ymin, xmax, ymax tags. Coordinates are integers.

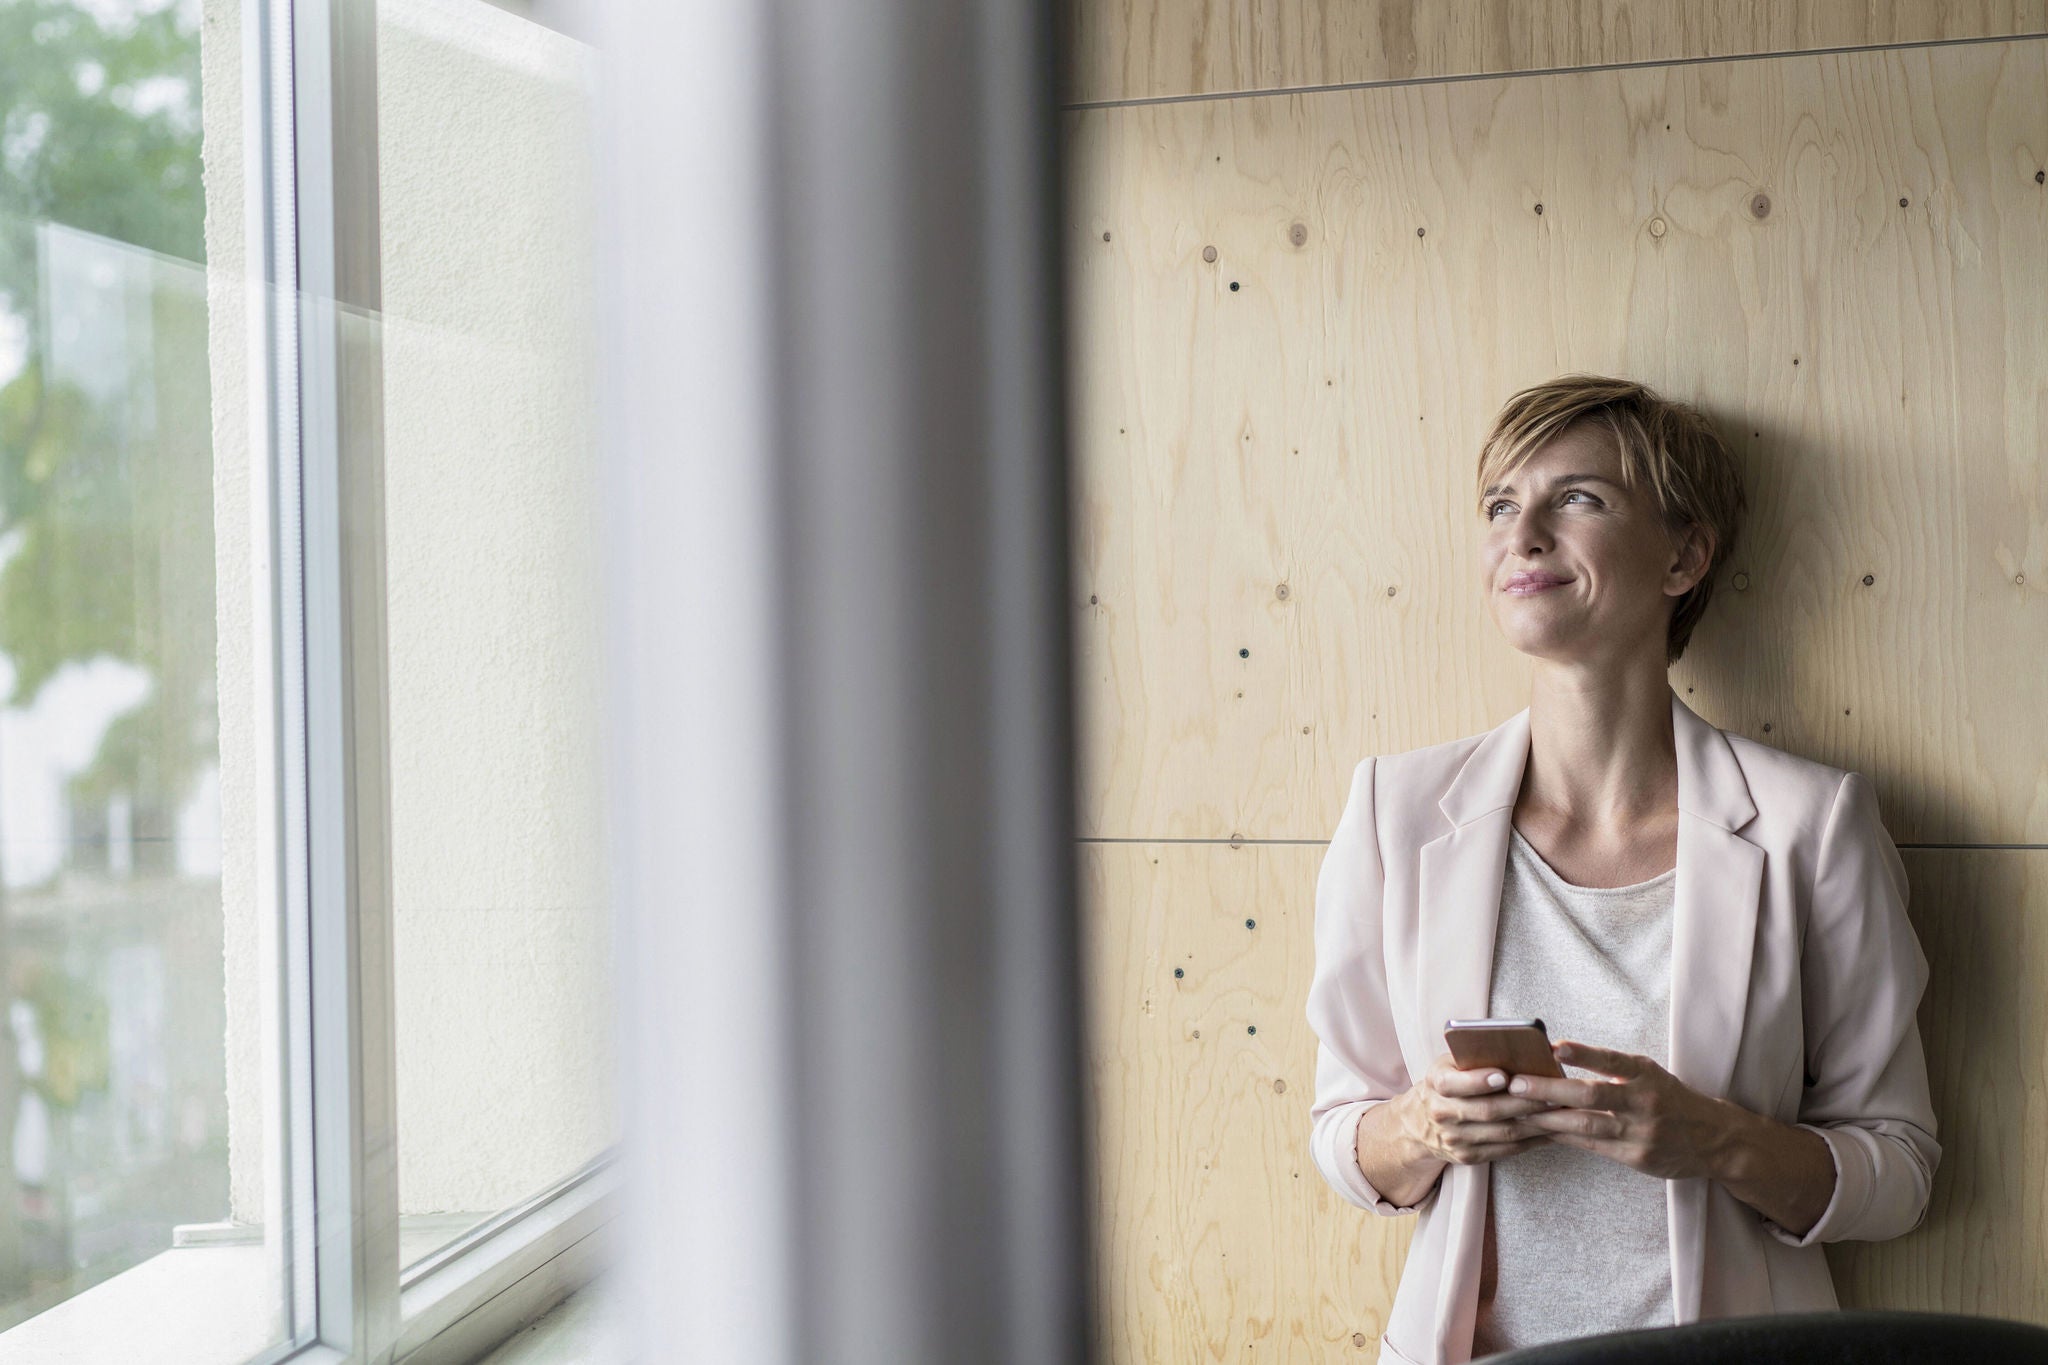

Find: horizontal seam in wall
<box><xmin>1061</xmin><ymin>27</ymin><xmax>2048</xmax><ymax>112</ymax></box>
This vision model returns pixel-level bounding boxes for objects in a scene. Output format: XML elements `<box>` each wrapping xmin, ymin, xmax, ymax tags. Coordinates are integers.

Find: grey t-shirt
<box><xmin>1470</xmin><ymin>825</ymin><xmax>1677</xmax><ymax>1359</ymax></box>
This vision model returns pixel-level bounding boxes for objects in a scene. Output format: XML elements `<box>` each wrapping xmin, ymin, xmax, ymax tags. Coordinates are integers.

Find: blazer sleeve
<box><xmin>1305</xmin><ymin>756</ymin><xmax>1433</xmax><ymax>1216</ymax></box>
<box><xmin>1762</xmin><ymin>769</ymin><xmax>1941</xmax><ymax>1247</ymax></box>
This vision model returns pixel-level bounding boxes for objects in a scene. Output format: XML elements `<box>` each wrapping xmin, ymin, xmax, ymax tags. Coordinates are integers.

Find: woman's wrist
<box><xmin>1704</xmin><ymin>1098</ymin><xmax>1836</xmax><ymax>1236</ymax></box>
<box><xmin>1702</xmin><ymin>1096</ymin><xmax>1766</xmax><ymax>1183</ymax></box>
<box><xmin>1356</xmin><ymin>1090</ymin><xmax>1443</xmax><ymax>1207</ymax></box>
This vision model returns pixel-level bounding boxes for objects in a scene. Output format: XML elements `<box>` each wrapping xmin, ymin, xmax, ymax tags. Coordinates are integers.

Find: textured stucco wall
<box><xmin>204</xmin><ymin>0</ymin><xmax>614</xmax><ymax>1223</ymax></box>
<box><xmin>198</xmin><ymin>0</ymin><xmax>263</xmax><ymax>1227</ymax></box>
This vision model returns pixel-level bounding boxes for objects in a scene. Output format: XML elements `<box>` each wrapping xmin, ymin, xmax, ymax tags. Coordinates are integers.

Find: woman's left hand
<box><xmin>1506</xmin><ymin>1039</ymin><xmax>1741</xmax><ymax>1181</ymax></box>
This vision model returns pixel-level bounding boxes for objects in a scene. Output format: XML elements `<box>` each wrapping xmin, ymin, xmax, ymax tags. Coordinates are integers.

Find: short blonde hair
<box><xmin>1475</xmin><ymin>374</ymin><xmax>1747</xmax><ymax>666</ymax></box>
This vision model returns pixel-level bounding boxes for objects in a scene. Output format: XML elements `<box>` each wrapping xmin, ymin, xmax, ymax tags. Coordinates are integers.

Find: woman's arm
<box><xmin>1510</xmin><ymin>1038</ymin><xmax>1837</xmax><ymax>1217</ymax></box>
<box><xmin>1705</xmin><ymin>1102</ymin><xmax>1836</xmax><ymax>1238</ymax></box>
<box><xmin>1307</xmin><ymin>756</ymin><xmax>1555</xmax><ymax>1213</ymax></box>
<box><xmin>1756</xmin><ymin>769</ymin><xmax>1940</xmax><ymax>1246</ymax></box>
<box><xmin>1354</xmin><ymin>1089</ymin><xmax>1444</xmax><ymax>1209</ymax></box>
<box><xmin>1306</xmin><ymin>757</ymin><xmax>1425</xmax><ymax>1214</ymax></box>
<box><xmin>1519</xmin><ymin>771</ymin><xmax>1939</xmax><ymax>1246</ymax></box>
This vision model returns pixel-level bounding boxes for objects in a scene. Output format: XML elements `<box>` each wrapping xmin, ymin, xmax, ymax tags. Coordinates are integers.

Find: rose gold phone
<box><xmin>1443</xmin><ymin>1017</ymin><xmax>1566</xmax><ymax>1078</ymax></box>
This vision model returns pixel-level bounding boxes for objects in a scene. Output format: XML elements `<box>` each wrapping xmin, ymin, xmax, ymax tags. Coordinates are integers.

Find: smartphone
<box><xmin>1443</xmin><ymin>1017</ymin><xmax>1566</xmax><ymax>1078</ymax></box>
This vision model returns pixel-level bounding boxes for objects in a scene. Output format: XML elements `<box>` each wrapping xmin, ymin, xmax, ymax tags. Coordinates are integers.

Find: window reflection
<box><xmin>0</xmin><ymin>0</ymin><xmax>279</xmax><ymax>1350</ymax></box>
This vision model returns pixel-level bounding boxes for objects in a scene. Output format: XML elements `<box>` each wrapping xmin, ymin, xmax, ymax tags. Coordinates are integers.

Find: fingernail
<box><xmin>1487</xmin><ymin>1072</ymin><xmax>1505</xmax><ymax>1088</ymax></box>
<box><xmin>1509</xmin><ymin>1078</ymin><xmax>1528</xmax><ymax>1094</ymax></box>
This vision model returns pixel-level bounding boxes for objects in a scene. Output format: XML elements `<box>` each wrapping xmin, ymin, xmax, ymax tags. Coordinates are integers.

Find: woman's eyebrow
<box><xmin>1481</xmin><ymin>472</ymin><xmax>1623</xmax><ymax>498</ymax></box>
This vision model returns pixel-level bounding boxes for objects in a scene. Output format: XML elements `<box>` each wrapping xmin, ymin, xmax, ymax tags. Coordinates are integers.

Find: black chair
<box><xmin>1475</xmin><ymin>1310</ymin><xmax>2048</xmax><ymax>1364</ymax></box>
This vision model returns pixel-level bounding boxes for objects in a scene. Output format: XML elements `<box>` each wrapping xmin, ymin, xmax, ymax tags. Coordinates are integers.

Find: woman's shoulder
<box><xmin>1340</xmin><ymin>730</ymin><xmax>1492</xmax><ymax>847</ymax></box>
<box><xmin>1718</xmin><ymin>725</ymin><xmax>1859</xmax><ymax>817</ymax></box>
<box><xmin>1368</xmin><ymin>729</ymin><xmax>1490</xmax><ymax>789</ymax></box>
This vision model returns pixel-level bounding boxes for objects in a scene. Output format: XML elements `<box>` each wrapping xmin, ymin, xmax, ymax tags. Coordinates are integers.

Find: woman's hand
<box><xmin>1394</xmin><ymin>1050</ymin><xmax>1559</xmax><ymax>1167</ymax></box>
<box><xmin>1507</xmin><ymin>1039</ymin><xmax>1741</xmax><ymax>1180</ymax></box>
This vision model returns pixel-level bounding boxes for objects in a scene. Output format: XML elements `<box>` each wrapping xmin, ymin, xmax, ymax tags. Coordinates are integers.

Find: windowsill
<box><xmin>0</xmin><ymin>1245</ymin><xmax>282</xmax><ymax>1365</ymax></box>
<box><xmin>0</xmin><ymin>1161</ymin><xmax>617</xmax><ymax>1365</ymax></box>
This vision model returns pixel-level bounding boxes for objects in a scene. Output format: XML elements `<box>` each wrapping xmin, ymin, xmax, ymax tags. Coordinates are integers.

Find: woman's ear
<box><xmin>1669</xmin><ymin>522</ymin><xmax>1715</xmax><ymax>589</ymax></box>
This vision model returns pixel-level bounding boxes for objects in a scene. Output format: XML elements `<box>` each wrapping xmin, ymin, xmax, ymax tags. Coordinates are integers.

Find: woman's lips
<box><xmin>1503</xmin><ymin>574</ymin><xmax>1572</xmax><ymax>595</ymax></box>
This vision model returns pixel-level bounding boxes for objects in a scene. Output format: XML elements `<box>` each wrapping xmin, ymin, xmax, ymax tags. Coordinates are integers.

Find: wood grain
<box><xmin>1063</xmin><ymin>0</ymin><xmax>2048</xmax><ymax>106</ymax></box>
<box><xmin>1079</xmin><ymin>840</ymin><xmax>1412</xmax><ymax>1364</ymax></box>
<box><xmin>1065</xmin><ymin>38</ymin><xmax>2048</xmax><ymax>847</ymax></box>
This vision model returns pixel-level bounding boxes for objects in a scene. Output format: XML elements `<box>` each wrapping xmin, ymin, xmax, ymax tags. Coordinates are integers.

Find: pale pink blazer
<box><xmin>1305</xmin><ymin>686</ymin><xmax>1939</xmax><ymax>1365</ymax></box>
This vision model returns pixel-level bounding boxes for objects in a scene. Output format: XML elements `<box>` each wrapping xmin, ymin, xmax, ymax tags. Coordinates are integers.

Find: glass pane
<box><xmin>0</xmin><ymin>0</ymin><xmax>291</xmax><ymax>1354</ymax></box>
<box><xmin>373</xmin><ymin>0</ymin><xmax>617</xmax><ymax>1270</ymax></box>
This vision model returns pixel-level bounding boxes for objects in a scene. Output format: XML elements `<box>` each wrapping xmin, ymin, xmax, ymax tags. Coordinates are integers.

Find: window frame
<box><xmin>261</xmin><ymin>0</ymin><xmax>617</xmax><ymax>1358</ymax></box>
<box><xmin>0</xmin><ymin>0</ymin><xmax>612</xmax><ymax>1357</ymax></box>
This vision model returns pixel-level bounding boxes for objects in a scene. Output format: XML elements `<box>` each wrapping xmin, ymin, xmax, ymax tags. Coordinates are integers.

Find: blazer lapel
<box><xmin>1414</xmin><ymin>686</ymin><xmax>1767</xmax><ymax>1353</ymax></box>
<box><xmin>1414</xmin><ymin>705</ymin><xmax>1527</xmax><ymax>1357</ymax></box>
<box><xmin>1665</xmin><ymin>688</ymin><xmax>1766</xmax><ymax>1323</ymax></box>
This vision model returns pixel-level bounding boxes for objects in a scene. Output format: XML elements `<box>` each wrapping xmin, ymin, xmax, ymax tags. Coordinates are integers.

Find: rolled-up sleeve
<box><xmin>1762</xmin><ymin>769</ymin><xmax>1941</xmax><ymax>1247</ymax></box>
<box><xmin>1306</xmin><ymin>756</ymin><xmax>1431</xmax><ymax>1216</ymax></box>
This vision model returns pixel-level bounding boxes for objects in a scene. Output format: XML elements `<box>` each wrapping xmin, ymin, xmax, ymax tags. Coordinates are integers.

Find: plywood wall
<box><xmin>1064</xmin><ymin>20</ymin><xmax>2048</xmax><ymax>1364</ymax></box>
<box><xmin>1064</xmin><ymin>0</ymin><xmax>2048</xmax><ymax>105</ymax></box>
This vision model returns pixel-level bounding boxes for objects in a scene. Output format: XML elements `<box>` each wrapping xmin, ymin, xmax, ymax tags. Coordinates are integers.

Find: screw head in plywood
<box><xmin>1732</xmin><ymin>571</ymin><xmax>1750</xmax><ymax>591</ymax></box>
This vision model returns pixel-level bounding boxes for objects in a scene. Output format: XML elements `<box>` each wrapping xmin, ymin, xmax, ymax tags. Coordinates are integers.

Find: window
<box><xmin>0</xmin><ymin>0</ymin><xmax>616</xmax><ymax>1358</ymax></box>
<box><xmin>371</xmin><ymin>0</ymin><xmax>616</xmax><ymax>1274</ymax></box>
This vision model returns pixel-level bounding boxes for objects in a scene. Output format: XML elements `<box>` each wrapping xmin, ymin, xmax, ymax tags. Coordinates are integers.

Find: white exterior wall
<box><xmin>205</xmin><ymin>0</ymin><xmax>615</xmax><ymax>1224</ymax></box>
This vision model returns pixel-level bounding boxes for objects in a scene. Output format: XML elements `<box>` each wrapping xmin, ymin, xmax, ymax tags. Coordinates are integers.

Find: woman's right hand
<box><xmin>1395</xmin><ymin>1051</ymin><xmax>1558</xmax><ymax>1166</ymax></box>
<box><xmin>1354</xmin><ymin>1050</ymin><xmax>1559</xmax><ymax>1206</ymax></box>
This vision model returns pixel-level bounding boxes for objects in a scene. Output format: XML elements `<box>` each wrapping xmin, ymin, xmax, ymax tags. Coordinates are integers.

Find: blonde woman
<box><xmin>1305</xmin><ymin>375</ymin><xmax>1939</xmax><ymax>1364</ymax></box>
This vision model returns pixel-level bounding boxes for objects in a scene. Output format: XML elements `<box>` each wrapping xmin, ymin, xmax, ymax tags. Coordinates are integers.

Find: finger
<box><xmin>1509</xmin><ymin>1071</ymin><xmax>1635</xmax><ymax>1113</ymax></box>
<box><xmin>1517</xmin><ymin>1106</ymin><xmax>1624</xmax><ymax>1139</ymax></box>
<box><xmin>1445</xmin><ymin>1119</ymin><xmax>1541</xmax><ymax>1148</ymax></box>
<box><xmin>1502</xmin><ymin>1073</ymin><xmax>1605</xmax><ymax>1106</ymax></box>
<box><xmin>1541</xmin><ymin>1130</ymin><xmax>1633</xmax><ymax>1163</ymax></box>
<box><xmin>1553</xmin><ymin>1040</ymin><xmax>1649</xmax><ymax>1078</ymax></box>
<box><xmin>1449</xmin><ymin>1093</ymin><xmax>1562</xmax><ymax>1122</ymax></box>
<box><xmin>1432</xmin><ymin>1061</ymin><xmax>1511</xmax><ymax>1097</ymax></box>
<box><xmin>1467</xmin><ymin>1135</ymin><xmax>1552</xmax><ymax>1163</ymax></box>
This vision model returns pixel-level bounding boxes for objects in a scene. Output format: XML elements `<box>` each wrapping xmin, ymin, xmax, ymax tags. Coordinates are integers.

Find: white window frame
<box><xmin>258</xmin><ymin>0</ymin><xmax>617</xmax><ymax>1359</ymax></box>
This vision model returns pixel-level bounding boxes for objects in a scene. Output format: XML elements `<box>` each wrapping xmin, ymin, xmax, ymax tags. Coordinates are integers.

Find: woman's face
<box><xmin>1478</xmin><ymin>420</ymin><xmax>1709</xmax><ymax>667</ymax></box>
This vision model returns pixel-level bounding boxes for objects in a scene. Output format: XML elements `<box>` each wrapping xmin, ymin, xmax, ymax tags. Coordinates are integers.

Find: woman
<box><xmin>1304</xmin><ymin>375</ymin><xmax>1940</xmax><ymax>1365</ymax></box>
